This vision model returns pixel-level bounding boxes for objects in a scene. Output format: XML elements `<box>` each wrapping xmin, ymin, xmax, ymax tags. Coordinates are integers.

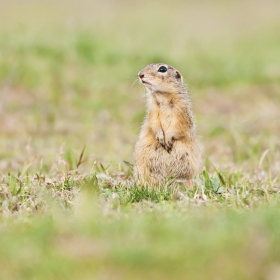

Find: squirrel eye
<box><xmin>158</xmin><ymin>66</ymin><xmax>167</xmax><ymax>73</ymax></box>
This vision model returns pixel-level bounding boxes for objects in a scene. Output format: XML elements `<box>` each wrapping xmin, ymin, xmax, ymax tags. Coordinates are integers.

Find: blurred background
<box><xmin>0</xmin><ymin>0</ymin><xmax>279</xmax><ymax>175</ymax></box>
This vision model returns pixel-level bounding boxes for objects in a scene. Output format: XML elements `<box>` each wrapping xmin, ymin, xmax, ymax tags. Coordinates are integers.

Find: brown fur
<box><xmin>133</xmin><ymin>63</ymin><xmax>201</xmax><ymax>188</ymax></box>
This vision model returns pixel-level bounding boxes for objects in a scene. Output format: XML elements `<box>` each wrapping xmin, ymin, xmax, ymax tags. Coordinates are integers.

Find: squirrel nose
<box><xmin>138</xmin><ymin>72</ymin><xmax>145</xmax><ymax>79</ymax></box>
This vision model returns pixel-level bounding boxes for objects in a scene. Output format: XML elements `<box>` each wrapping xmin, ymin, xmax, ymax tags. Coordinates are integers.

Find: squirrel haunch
<box><xmin>133</xmin><ymin>63</ymin><xmax>201</xmax><ymax>188</ymax></box>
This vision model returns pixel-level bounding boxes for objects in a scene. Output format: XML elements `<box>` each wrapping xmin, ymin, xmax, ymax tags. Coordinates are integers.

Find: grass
<box><xmin>0</xmin><ymin>0</ymin><xmax>280</xmax><ymax>279</ymax></box>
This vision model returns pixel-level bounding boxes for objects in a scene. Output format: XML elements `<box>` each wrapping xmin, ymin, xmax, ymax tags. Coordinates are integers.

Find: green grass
<box><xmin>0</xmin><ymin>0</ymin><xmax>280</xmax><ymax>279</ymax></box>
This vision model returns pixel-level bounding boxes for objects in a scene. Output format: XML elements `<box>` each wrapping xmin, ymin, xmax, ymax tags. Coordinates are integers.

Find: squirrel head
<box><xmin>138</xmin><ymin>63</ymin><xmax>185</xmax><ymax>94</ymax></box>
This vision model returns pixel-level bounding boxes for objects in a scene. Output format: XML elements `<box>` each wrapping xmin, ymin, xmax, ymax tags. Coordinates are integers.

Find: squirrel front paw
<box><xmin>155</xmin><ymin>131</ymin><xmax>174</xmax><ymax>153</ymax></box>
<box><xmin>165</xmin><ymin>136</ymin><xmax>174</xmax><ymax>153</ymax></box>
<box><xmin>156</xmin><ymin>133</ymin><xmax>165</xmax><ymax>149</ymax></box>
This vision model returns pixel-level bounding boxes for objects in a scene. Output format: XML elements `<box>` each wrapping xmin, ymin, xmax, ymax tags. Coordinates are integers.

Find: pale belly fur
<box><xmin>134</xmin><ymin>137</ymin><xmax>200</xmax><ymax>186</ymax></box>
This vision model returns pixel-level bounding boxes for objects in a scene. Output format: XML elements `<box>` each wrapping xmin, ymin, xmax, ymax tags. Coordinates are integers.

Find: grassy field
<box><xmin>0</xmin><ymin>0</ymin><xmax>280</xmax><ymax>279</ymax></box>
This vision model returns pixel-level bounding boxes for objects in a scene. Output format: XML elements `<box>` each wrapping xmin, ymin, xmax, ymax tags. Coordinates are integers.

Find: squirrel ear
<box><xmin>175</xmin><ymin>71</ymin><xmax>183</xmax><ymax>82</ymax></box>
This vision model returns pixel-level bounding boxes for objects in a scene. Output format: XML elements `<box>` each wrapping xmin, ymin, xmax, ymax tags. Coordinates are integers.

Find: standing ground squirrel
<box><xmin>133</xmin><ymin>63</ymin><xmax>201</xmax><ymax>188</ymax></box>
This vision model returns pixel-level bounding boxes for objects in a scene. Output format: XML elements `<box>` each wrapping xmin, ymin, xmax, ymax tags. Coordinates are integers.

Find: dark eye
<box><xmin>158</xmin><ymin>66</ymin><xmax>167</xmax><ymax>73</ymax></box>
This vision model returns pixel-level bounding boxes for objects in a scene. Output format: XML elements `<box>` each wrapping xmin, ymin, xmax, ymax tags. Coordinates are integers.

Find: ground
<box><xmin>0</xmin><ymin>0</ymin><xmax>280</xmax><ymax>279</ymax></box>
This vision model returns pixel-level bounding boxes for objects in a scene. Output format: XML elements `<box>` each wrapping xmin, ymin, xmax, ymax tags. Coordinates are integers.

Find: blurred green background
<box><xmin>0</xmin><ymin>1</ymin><xmax>280</xmax><ymax>279</ymax></box>
<box><xmin>0</xmin><ymin>0</ymin><xmax>279</xmax><ymax>173</ymax></box>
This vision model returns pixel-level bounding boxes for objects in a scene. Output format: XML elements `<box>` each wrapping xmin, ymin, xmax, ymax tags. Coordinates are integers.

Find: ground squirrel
<box><xmin>133</xmin><ymin>63</ymin><xmax>201</xmax><ymax>188</ymax></box>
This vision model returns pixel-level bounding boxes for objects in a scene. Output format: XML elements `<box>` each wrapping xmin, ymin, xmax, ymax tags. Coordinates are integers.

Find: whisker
<box><xmin>130</xmin><ymin>78</ymin><xmax>139</xmax><ymax>88</ymax></box>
